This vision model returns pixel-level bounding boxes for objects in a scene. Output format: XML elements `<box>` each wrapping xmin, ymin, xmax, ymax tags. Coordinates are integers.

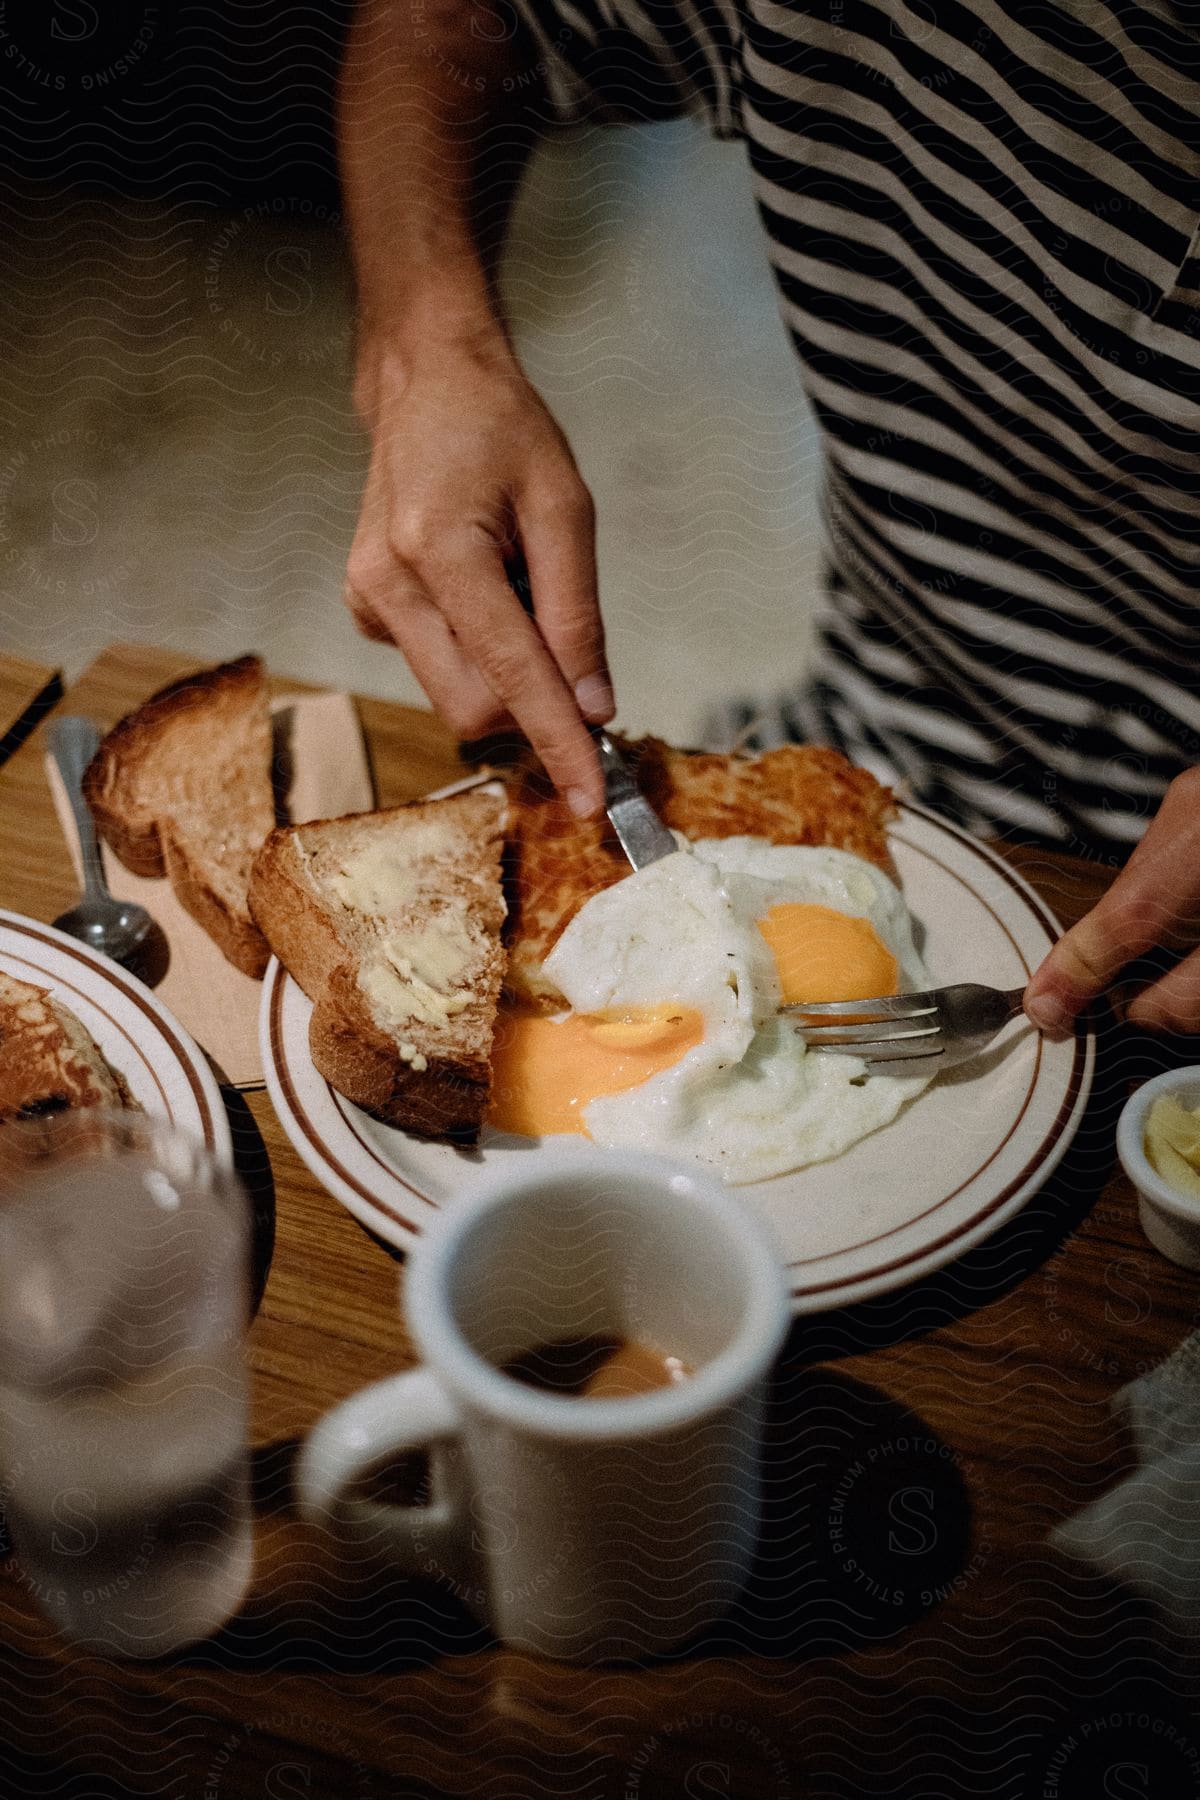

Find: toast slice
<box><xmin>0</xmin><ymin>972</ymin><xmax>137</xmax><ymax>1123</ymax></box>
<box><xmin>249</xmin><ymin>786</ymin><xmax>507</xmax><ymax>1141</ymax></box>
<box><xmin>83</xmin><ymin>655</ymin><xmax>274</xmax><ymax>978</ymax></box>
<box><xmin>504</xmin><ymin>735</ymin><xmax>898</xmax><ymax>1008</ymax></box>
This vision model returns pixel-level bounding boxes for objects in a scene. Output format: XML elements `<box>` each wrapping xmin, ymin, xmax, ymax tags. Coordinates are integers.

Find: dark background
<box><xmin>0</xmin><ymin>1</ymin><xmax>353</xmax><ymax>203</ymax></box>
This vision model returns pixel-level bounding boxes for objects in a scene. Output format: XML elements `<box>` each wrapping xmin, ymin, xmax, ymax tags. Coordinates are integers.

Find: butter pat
<box><xmin>329</xmin><ymin>823</ymin><xmax>457</xmax><ymax>914</ymax></box>
<box><xmin>345</xmin><ymin>978</ymin><xmax>429</xmax><ymax>1071</ymax></box>
<box><xmin>358</xmin><ymin>959</ymin><xmax>450</xmax><ymax>1035</ymax></box>
<box><xmin>331</xmin><ymin>845</ymin><xmax>418</xmax><ymax>913</ymax></box>
<box><xmin>382</xmin><ymin>913</ymin><xmax>474</xmax><ymax>1000</ymax></box>
<box><xmin>358</xmin><ymin>906</ymin><xmax>477</xmax><ymax>1033</ymax></box>
<box><xmin>1144</xmin><ymin>1095</ymin><xmax>1200</xmax><ymax>1201</ymax></box>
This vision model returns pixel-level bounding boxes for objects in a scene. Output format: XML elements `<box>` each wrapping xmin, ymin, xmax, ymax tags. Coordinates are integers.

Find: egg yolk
<box><xmin>757</xmin><ymin>902</ymin><xmax>899</xmax><ymax>1003</ymax></box>
<box><xmin>488</xmin><ymin>1003</ymin><xmax>705</xmax><ymax>1137</ymax></box>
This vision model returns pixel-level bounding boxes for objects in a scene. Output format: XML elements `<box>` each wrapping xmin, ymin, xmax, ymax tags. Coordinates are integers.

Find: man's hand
<box><xmin>345</xmin><ymin>330</ymin><xmax>614</xmax><ymax>815</ymax></box>
<box><xmin>1025</xmin><ymin>767</ymin><xmax>1200</xmax><ymax>1034</ymax></box>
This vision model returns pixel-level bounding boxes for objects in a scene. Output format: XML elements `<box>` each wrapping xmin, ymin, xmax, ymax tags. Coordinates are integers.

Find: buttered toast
<box><xmin>249</xmin><ymin>786</ymin><xmax>507</xmax><ymax>1141</ymax></box>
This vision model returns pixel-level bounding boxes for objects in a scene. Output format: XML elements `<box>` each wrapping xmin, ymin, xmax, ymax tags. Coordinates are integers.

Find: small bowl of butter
<box><xmin>1117</xmin><ymin>1067</ymin><xmax>1200</xmax><ymax>1268</ymax></box>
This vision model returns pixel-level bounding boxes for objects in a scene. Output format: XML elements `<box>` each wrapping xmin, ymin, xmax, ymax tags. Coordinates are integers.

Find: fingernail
<box><xmin>574</xmin><ymin>674</ymin><xmax>615</xmax><ymax>722</ymax></box>
<box><xmin>566</xmin><ymin>785</ymin><xmax>598</xmax><ymax>819</ymax></box>
<box><xmin>1024</xmin><ymin>993</ymin><xmax>1073</xmax><ymax>1037</ymax></box>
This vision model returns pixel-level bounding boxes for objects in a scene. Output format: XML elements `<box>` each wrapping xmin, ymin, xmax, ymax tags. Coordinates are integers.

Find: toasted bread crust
<box><xmin>308</xmin><ymin>966</ymin><xmax>491</xmax><ymax>1140</ymax></box>
<box><xmin>248</xmin><ymin>809</ymin><xmax>375</xmax><ymax>999</ymax></box>
<box><xmin>250</xmin><ymin>788</ymin><xmax>507</xmax><ymax>1141</ymax></box>
<box><xmin>161</xmin><ymin>823</ymin><xmax>271</xmax><ymax>979</ymax></box>
<box><xmin>84</xmin><ymin>655</ymin><xmax>263</xmax><ymax>874</ymax></box>
<box><xmin>83</xmin><ymin>655</ymin><xmax>273</xmax><ymax>974</ymax></box>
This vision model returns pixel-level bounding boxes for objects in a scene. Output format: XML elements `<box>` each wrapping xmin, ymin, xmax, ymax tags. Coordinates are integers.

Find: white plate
<box><xmin>0</xmin><ymin>910</ymin><xmax>232</xmax><ymax>1162</ymax></box>
<box><xmin>260</xmin><ymin>801</ymin><xmax>1094</xmax><ymax>1313</ymax></box>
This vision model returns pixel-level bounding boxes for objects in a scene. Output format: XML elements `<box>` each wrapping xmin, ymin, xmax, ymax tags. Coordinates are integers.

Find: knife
<box><xmin>594</xmin><ymin>730</ymin><xmax>679</xmax><ymax>871</ymax></box>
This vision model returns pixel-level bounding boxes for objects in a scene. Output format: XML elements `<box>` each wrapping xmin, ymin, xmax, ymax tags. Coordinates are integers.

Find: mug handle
<box><xmin>296</xmin><ymin>1368</ymin><xmax>472</xmax><ymax>1588</ymax></box>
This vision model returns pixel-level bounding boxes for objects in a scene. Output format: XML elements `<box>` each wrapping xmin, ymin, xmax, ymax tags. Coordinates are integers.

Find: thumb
<box><xmin>1024</xmin><ymin>904</ymin><xmax>1138</xmax><ymax>1035</ymax></box>
<box><xmin>1025</xmin><ymin>768</ymin><xmax>1200</xmax><ymax>1035</ymax></box>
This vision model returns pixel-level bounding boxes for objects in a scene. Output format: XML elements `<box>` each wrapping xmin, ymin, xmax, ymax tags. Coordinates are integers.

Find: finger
<box><xmin>343</xmin><ymin>582</ymin><xmax>392</xmax><ymax>643</ymax></box>
<box><xmin>518</xmin><ymin>482</ymin><xmax>614</xmax><ymax>724</ymax></box>
<box><xmin>1125</xmin><ymin>947</ymin><xmax>1200</xmax><ymax>1034</ymax></box>
<box><xmin>390</xmin><ymin>599</ymin><xmax>516</xmax><ymax>742</ymax></box>
<box><xmin>352</xmin><ymin>359</ymin><xmax>379</xmax><ymax>431</ymax></box>
<box><xmin>361</xmin><ymin>571</ymin><xmax>514</xmax><ymax>742</ymax></box>
<box><xmin>1025</xmin><ymin>768</ymin><xmax>1200</xmax><ymax>1034</ymax></box>
<box><xmin>376</xmin><ymin>586</ymin><xmax>518</xmax><ymax>741</ymax></box>
<box><xmin>427</xmin><ymin>536</ymin><xmax>605</xmax><ymax>815</ymax></box>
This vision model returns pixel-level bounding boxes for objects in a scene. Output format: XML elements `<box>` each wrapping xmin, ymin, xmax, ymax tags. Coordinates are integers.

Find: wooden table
<box><xmin>1</xmin><ymin>643</ymin><xmax>1198</xmax><ymax>1800</ymax></box>
<box><xmin>0</xmin><ymin>653</ymin><xmax>62</xmax><ymax>768</ymax></box>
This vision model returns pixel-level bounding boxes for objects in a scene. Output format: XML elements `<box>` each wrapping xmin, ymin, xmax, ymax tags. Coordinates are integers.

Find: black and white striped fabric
<box><xmin>513</xmin><ymin>0</ymin><xmax>1200</xmax><ymax>854</ymax></box>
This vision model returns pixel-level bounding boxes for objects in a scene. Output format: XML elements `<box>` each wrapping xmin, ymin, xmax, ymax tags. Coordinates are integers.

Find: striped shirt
<box><xmin>512</xmin><ymin>0</ymin><xmax>1200</xmax><ymax>855</ymax></box>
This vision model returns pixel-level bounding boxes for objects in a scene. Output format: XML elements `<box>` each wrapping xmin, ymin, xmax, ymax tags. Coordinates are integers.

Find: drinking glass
<box><xmin>0</xmin><ymin>1110</ymin><xmax>253</xmax><ymax>1657</ymax></box>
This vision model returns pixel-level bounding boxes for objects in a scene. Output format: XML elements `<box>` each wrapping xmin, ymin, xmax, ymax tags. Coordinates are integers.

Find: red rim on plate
<box><xmin>259</xmin><ymin>801</ymin><xmax>1094</xmax><ymax>1313</ymax></box>
<box><xmin>0</xmin><ymin>909</ymin><xmax>231</xmax><ymax>1162</ymax></box>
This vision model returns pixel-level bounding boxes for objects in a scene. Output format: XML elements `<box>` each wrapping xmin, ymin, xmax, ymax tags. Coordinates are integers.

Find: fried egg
<box><xmin>487</xmin><ymin>838</ymin><xmax>932</xmax><ymax>1182</ymax></box>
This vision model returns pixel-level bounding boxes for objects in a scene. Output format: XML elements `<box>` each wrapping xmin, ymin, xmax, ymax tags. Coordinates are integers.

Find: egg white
<box><xmin>541</xmin><ymin>838</ymin><xmax>932</xmax><ymax>1183</ymax></box>
<box><xmin>691</xmin><ymin>837</ymin><xmax>929</xmax><ymax>997</ymax></box>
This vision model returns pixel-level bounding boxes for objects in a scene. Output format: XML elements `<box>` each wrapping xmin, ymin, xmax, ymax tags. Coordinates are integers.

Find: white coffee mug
<box><xmin>296</xmin><ymin>1148</ymin><xmax>790</xmax><ymax>1660</ymax></box>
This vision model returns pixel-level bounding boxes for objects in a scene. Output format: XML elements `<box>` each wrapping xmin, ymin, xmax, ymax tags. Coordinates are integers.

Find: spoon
<box><xmin>47</xmin><ymin>716</ymin><xmax>154</xmax><ymax>970</ymax></box>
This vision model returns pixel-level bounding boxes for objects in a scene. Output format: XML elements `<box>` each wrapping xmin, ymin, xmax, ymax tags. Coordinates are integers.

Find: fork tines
<box><xmin>788</xmin><ymin>991</ymin><xmax>944</xmax><ymax>1064</ymax></box>
<box><xmin>785</xmin><ymin>982</ymin><xmax>1027</xmax><ymax>1069</ymax></box>
<box><xmin>787</xmin><ymin>992</ymin><xmax>938</xmax><ymax>1018</ymax></box>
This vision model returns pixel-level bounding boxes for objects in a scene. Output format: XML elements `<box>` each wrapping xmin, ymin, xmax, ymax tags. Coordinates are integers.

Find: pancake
<box><xmin>0</xmin><ymin>972</ymin><xmax>137</xmax><ymax>1123</ymax></box>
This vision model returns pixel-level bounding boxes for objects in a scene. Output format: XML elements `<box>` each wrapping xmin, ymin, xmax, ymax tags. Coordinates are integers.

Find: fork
<box><xmin>785</xmin><ymin>984</ymin><xmax>1029</xmax><ymax>1069</ymax></box>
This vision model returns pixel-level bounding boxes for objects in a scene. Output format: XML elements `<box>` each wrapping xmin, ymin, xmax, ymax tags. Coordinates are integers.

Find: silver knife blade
<box><xmin>595</xmin><ymin>730</ymin><xmax>679</xmax><ymax>871</ymax></box>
